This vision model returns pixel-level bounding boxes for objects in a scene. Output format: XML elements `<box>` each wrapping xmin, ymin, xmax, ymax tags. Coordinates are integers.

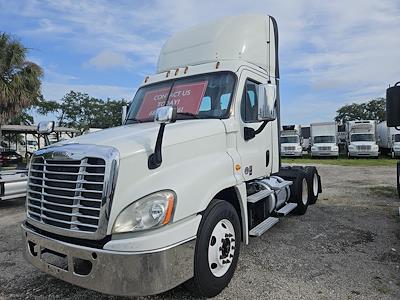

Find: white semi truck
<box><xmin>22</xmin><ymin>15</ymin><xmax>322</xmax><ymax>297</ymax></box>
<box><xmin>347</xmin><ymin>120</ymin><xmax>379</xmax><ymax>158</ymax></box>
<box><xmin>377</xmin><ymin>121</ymin><xmax>400</xmax><ymax>158</ymax></box>
<box><xmin>310</xmin><ymin>122</ymin><xmax>339</xmax><ymax>157</ymax></box>
<box><xmin>280</xmin><ymin>125</ymin><xmax>303</xmax><ymax>157</ymax></box>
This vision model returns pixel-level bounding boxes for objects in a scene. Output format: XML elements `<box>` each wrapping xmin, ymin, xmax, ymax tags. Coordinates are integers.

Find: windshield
<box><xmin>126</xmin><ymin>72</ymin><xmax>236</xmax><ymax>123</ymax></box>
<box><xmin>281</xmin><ymin>136</ymin><xmax>298</xmax><ymax>144</ymax></box>
<box><xmin>314</xmin><ymin>136</ymin><xmax>335</xmax><ymax>143</ymax></box>
<box><xmin>394</xmin><ymin>134</ymin><xmax>400</xmax><ymax>142</ymax></box>
<box><xmin>351</xmin><ymin>134</ymin><xmax>374</xmax><ymax>142</ymax></box>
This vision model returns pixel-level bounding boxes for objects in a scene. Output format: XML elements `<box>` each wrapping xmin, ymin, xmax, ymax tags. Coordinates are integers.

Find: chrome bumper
<box><xmin>22</xmin><ymin>223</ymin><xmax>195</xmax><ymax>296</ymax></box>
<box><xmin>281</xmin><ymin>151</ymin><xmax>302</xmax><ymax>157</ymax></box>
<box><xmin>348</xmin><ymin>151</ymin><xmax>379</xmax><ymax>157</ymax></box>
<box><xmin>311</xmin><ymin>151</ymin><xmax>338</xmax><ymax>157</ymax></box>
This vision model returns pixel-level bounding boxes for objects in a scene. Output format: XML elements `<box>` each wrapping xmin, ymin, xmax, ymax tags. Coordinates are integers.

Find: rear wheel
<box><xmin>185</xmin><ymin>199</ymin><xmax>241</xmax><ymax>298</ymax></box>
<box><xmin>291</xmin><ymin>173</ymin><xmax>309</xmax><ymax>215</ymax></box>
<box><xmin>304</xmin><ymin>166</ymin><xmax>320</xmax><ymax>205</ymax></box>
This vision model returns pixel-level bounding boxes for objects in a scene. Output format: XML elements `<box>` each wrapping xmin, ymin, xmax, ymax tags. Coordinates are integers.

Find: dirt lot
<box><xmin>0</xmin><ymin>164</ymin><xmax>399</xmax><ymax>299</ymax></box>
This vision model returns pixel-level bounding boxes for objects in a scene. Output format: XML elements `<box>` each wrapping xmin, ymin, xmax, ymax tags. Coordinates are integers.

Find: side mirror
<box><xmin>258</xmin><ymin>84</ymin><xmax>277</xmax><ymax>121</ymax></box>
<box><xmin>122</xmin><ymin>105</ymin><xmax>128</xmax><ymax>124</ymax></box>
<box><xmin>154</xmin><ymin>106</ymin><xmax>177</xmax><ymax>124</ymax></box>
<box><xmin>37</xmin><ymin>121</ymin><xmax>55</xmax><ymax>134</ymax></box>
<box><xmin>386</xmin><ymin>82</ymin><xmax>400</xmax><ymax>127</ymax></box>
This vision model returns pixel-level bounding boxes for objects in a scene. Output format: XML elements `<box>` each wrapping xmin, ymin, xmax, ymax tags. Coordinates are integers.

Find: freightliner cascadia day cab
<box><xmin>310</xmin><ymin>122</ymin><xmax>339</xmax><ymax>157</ymax></box>
<box><xmin>386</xmin><ymin>82</ymin><xmax>400</xmax><ymax>198</ymax></box>
<box><xmin>22</xmin><ymin>15</ymin><xmax>322</xmax><ymax>297</ymax></box>
<box><xmin>347</xmin><ymin>120</ymin><xmax>379</xmax><ymax>158</ymax></box>
<box><xmin>280</xmin><ymin>125</ymin><xmax>303</xmax><ymax>157</ymax></box>
<box><xmin>377</xmin><ymin>121</ymin><xmax>400</xmax><ymax>158</ymax></box>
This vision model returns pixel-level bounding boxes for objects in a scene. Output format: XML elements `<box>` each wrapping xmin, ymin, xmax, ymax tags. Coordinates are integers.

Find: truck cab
<box><xmin>21</xmin><ymin>15</ymin><xmax>321</xmax><ymax>298</ymax></box>
<box><xmin>347</xmin><ymin>120</ymin><xmax>379</xmax><ymax>158</ymax></box>
<box><xmin>280</xmin><ymin>125</ymin><xmax>303</xmax><ymax>157</ymax></box>
<box><xmin>310</xmin><ymin>122</ymin><xmax>339</xmax><ymax>157</ymax></box>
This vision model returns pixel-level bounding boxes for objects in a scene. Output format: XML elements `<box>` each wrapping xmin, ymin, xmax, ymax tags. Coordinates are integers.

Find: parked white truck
<box><xmin>22</xmin><ymin>15</ymin><xmax>322</xmax><ymax>297</ymax></box>
<box><xmin>347</xmin><ymin>120</ymin><xmax>379</xmax><ymax>158</ymax></box>
<box><xmin>280</xmin><ymin>125</ymin><xmax>303</xmax><ymax>157</ymax></box>
<box><xmin>377</xmin><ymin>121</ymin><xmax>400</xmax><ymax>158</ymax></box>
<box><xmin>310</xmin><ymin>122</ymin><xmax>339</xmax><ymax>157</ymax></box>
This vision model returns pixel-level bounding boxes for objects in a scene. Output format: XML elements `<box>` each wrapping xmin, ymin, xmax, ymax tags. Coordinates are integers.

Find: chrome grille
<box><xmin>25</xmin><ymin>144</ymin><xmax>119</xmax><ymax>240</ymax></box>
<box><xmin>318</xmin><ymin>146</ymin><xmax>331</xmax><ymax>151</ymax></box>
<box><xmin>356</xmin><ymin>145</ymin><xmax>371</xmax><ymax>151</ymax></box>
<box><xmin>284</xmin><ymin>146</ymin><xmax>296</xmax><ymax>151</ymax></box>
<box><xmin>27</xmin><ymin>157</ymin><xmax>105</xmax><ymax>232</ymax></box>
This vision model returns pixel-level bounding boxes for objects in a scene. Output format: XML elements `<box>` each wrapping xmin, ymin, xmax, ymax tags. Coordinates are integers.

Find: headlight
<box><xmin>348</xmin><ymin>145</ymin><xmax>355</xmax><ymax>149</ymax></box>
<box><xmin>296</xmin><ymin>146</ymin><xmax>302</xmax><ymax>151</ymax></box>
<box><xmin>311</xmin><ymin>146</ymin><xmax>317</xmax><ymax>151</ymax></box>
<box><xmin>112</xmin><ymin>190</ymin><xmax>176</xmax><ymax>234</ymax></box>
<box><xmin>333</xmin><ymin>146</ymin><xmax>339</xmax><ymax>151</ymax></box>
<box><xmin>372</xmin><ymin>145</ymin><xmax>379</xmax><ymax>151</ymax></box>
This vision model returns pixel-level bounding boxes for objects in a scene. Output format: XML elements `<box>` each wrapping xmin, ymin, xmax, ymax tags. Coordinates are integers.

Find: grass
<box><xmin>282</xmin><ymin>154</ymin><xmax>399</xmax><ymax>167</ymax></box>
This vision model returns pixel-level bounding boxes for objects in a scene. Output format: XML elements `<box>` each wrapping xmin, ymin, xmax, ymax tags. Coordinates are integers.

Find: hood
<box><xmin>59</xmin><ymin>119</ymin><xmax>226</xmax><ymax>159</ymax></box>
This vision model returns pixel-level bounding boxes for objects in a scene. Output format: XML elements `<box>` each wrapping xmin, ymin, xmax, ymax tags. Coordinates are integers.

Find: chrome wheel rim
<box><xmin>302</xmin><ymin>178</ymin><xmax>308</xmax><ymax>205</ymax></box>
<box><xmin>313</xmin><ymin>173</ymin><xmax>318</xmax><ymax>196</ymax></box>
<box><xmin>208</xmin><ymin>219</ymin><xmax>236</xmax><ymax>277</ymax></box>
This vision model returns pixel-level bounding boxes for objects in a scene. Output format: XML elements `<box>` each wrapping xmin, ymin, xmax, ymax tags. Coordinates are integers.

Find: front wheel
<box><xmin>186</xmin><ymin>199</ymin><xmax>241</xmax><ymax>298</ymax></box>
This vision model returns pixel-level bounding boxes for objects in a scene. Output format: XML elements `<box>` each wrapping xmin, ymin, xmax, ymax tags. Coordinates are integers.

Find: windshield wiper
<box><xmin>176</xmin><ymin>112</ymin><xmax>200</xmax><ymax>119</ymax></box>
<box><xmin>125</xmin><ymin>117</ymin><xmax>142</xmax><ymax>123</ymax></box>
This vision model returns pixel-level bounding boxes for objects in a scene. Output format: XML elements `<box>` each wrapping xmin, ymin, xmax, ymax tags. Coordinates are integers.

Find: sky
<box><xmin>1</xmin><ymin>0</ymin><xmax>399</xmax><ymax>125</ymax></box>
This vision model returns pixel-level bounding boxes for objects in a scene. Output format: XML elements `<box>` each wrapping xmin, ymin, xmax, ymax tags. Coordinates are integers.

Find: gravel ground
<box><xmin>0</xmin><ymin>164</ymin><xmax>399</xmax><ymax>299</ymax></box>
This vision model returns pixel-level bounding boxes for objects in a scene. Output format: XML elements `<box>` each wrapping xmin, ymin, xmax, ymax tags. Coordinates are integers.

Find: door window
<box><xmin>241</xmin><ymin>80</ymin><xmax>260</xmax><ymax>123</ymax></box>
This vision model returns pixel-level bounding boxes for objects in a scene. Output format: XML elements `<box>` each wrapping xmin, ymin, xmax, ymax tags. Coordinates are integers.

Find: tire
<box><xmin>304</xmin><ymin>166</ymin><xmax>320</xmax><ymax>205</ymax></box>
<box><xmin>290</xmin><ymin>172</ymin><xmax>309</xmax><ymax>215</ymax></box>
<box><xmin>185</xmin><ymin>199</ymin><xmax>241</xmax><ymax>298</ymax></box>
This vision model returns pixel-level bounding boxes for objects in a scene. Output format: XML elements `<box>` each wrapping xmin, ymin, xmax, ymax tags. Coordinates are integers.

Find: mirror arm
<box><xmin>148</xmin><ymin>123</ymin><xmax>166</xmax><ymax>169</ymax></box>
<box><xmin>244</xmin><ymin>120</ymin><xmax>269</xmax><ymax>141</ymax></box>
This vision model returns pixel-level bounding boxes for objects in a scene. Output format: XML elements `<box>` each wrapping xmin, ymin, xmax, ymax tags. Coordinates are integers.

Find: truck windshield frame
<box><xmin>125</xmin><ymin>71</ymin><xmax>237</xmax><ymax>124</ymax></box>
<box><xmin>351</xmin><ymin>134</ymin><xmax>375</xmax><ymax>142</ymax></box>
<box><xmin>281</xmin><ymin>136</ymin><xmax>298</xmax><ymax>144</ymax></box>
<box><xmin>314</xmin><ymin>136</ymin><xmax>335</xmax><ymax>143</ymax></box>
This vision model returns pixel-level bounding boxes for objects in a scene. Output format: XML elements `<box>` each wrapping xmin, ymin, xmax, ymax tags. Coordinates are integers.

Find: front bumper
<box><xmin>22</xmin><ymin>223</ymin><xmax>195</xmax><ymax>296</ymax></box>
<box><xmin>281</xmin><ymin>151</ymin><xmax>302</xmax><ymax>157</ymax></box>
<box><xmin>311</xmin><ymin>150</ymin><xmax>339</xmax><ymax>157</ymax></box>
<box><xmin>348</xmin><ymin>150</ymin><xmax>379</xmax><ymax>157</ymax></box>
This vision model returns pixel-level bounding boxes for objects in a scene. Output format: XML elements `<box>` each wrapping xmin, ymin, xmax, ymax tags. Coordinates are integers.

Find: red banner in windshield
<box><xmin>136</xmin><ymin>81</ymin><xmax>208</xmax><ymax>119</ymax></box>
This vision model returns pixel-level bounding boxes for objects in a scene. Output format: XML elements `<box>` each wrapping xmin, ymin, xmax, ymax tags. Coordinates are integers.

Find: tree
<box><xmin>0</xmin><ymin>33</ymin><xmax>43</xmax><ymax>124</ymax></box>
<box><xmin>335</xmin><ymin>97</ymin><xmax>385</xmax><ymax>124</ymax></box>
<box><xmin>36</xmin><ymin>91</ymin><xmax>127</xmax><ymax>132</ymax></box>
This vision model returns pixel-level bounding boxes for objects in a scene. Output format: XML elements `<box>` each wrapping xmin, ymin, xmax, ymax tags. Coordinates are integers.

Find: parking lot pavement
<box><xmin>1</xmin><ymin>164</ymin><xmax>399</xmax><ymax>299</ymax></box>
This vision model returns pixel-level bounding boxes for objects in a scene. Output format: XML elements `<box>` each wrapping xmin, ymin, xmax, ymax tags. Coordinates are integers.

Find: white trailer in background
<box><xmin>377</xmin><ymin>121</ymin><xmax>400</xmax><ymax>158</ymax></box>
<box><xmin>347</xmin><ymin>120</ymin><xmax>379</xmax><ymax>158</ymax></box>
<box><xmin>310</xmin><ymin>122</ymin><xmax>339</xmax><ymax>157</ymax></box>
<box><xmin>280</xmin><ymin>125</ymin><xmax>303</xmax><ymax>157</ymax></box>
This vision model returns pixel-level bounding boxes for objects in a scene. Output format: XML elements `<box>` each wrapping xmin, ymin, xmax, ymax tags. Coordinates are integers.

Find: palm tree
<box><xmin>0</xmin><ymin>32</ymin><xmax>43</xmax><ymax>124</ymax></box>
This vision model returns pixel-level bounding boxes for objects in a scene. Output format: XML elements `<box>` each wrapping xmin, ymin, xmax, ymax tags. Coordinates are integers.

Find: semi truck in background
<box><xmin>385</xmin><ymin>82</ymin><xmax>400</xmax><ymax>198</ymax></box>
<box><xmin>347</xmin><ymin>120</ymin><xmax>379</xmax><ymax>158</ymax></box>
<box><xmin>280</xmin><ymin>125</ymin><xmax>303</xmax><ymax>157</ymax></box>
<box><xmin>377</xmin><ymin>121</ymin><xmax>400</xmax><ymax>158</ymax></box>
<box><xmin>310</xmin><ymin>122</ymin><xmax>339</xmax><ymax>157</ymax></box>
<box><xmin>21</xmin><ymin>15</ymin><xmax>322</xmax><ymax>298</ymax></box>
<box><xmin>301</xmin><ymin>125</ymin><xmax>311</xmax><ymax>151</ymax></box>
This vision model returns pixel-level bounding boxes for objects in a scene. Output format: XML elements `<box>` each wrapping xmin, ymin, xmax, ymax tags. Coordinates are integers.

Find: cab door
<box><xmin>235</xmin><ymin>70</ymin><xmax>274</xmax><ymax>181</ymax></box>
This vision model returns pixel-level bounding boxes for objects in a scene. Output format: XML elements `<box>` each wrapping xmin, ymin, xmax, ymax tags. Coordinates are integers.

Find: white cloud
<box><xmin>3</xmin><ymin>0</ymin><xmax>400</xmax><ymax>123</ymax></box>
<box><xmin>87</xmin><ymin>49</ymin><xmax>133</xmax><ymax>69</ymax></box>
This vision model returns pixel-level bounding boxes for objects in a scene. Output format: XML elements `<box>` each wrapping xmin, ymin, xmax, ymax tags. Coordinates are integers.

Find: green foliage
<box><xmin>37</xmin><ymin>91</ymin><xmax>127</xmax><ymax>132</ymax></box>
<box><xmin>0</xmin><ymin>32</ymin><xmax>43</xmax><ymax>124</ymax></box>
<box><xmin>335</xmin><ymin>98</ymin><xmax>385</xmax><ymax>124</ymax></box>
